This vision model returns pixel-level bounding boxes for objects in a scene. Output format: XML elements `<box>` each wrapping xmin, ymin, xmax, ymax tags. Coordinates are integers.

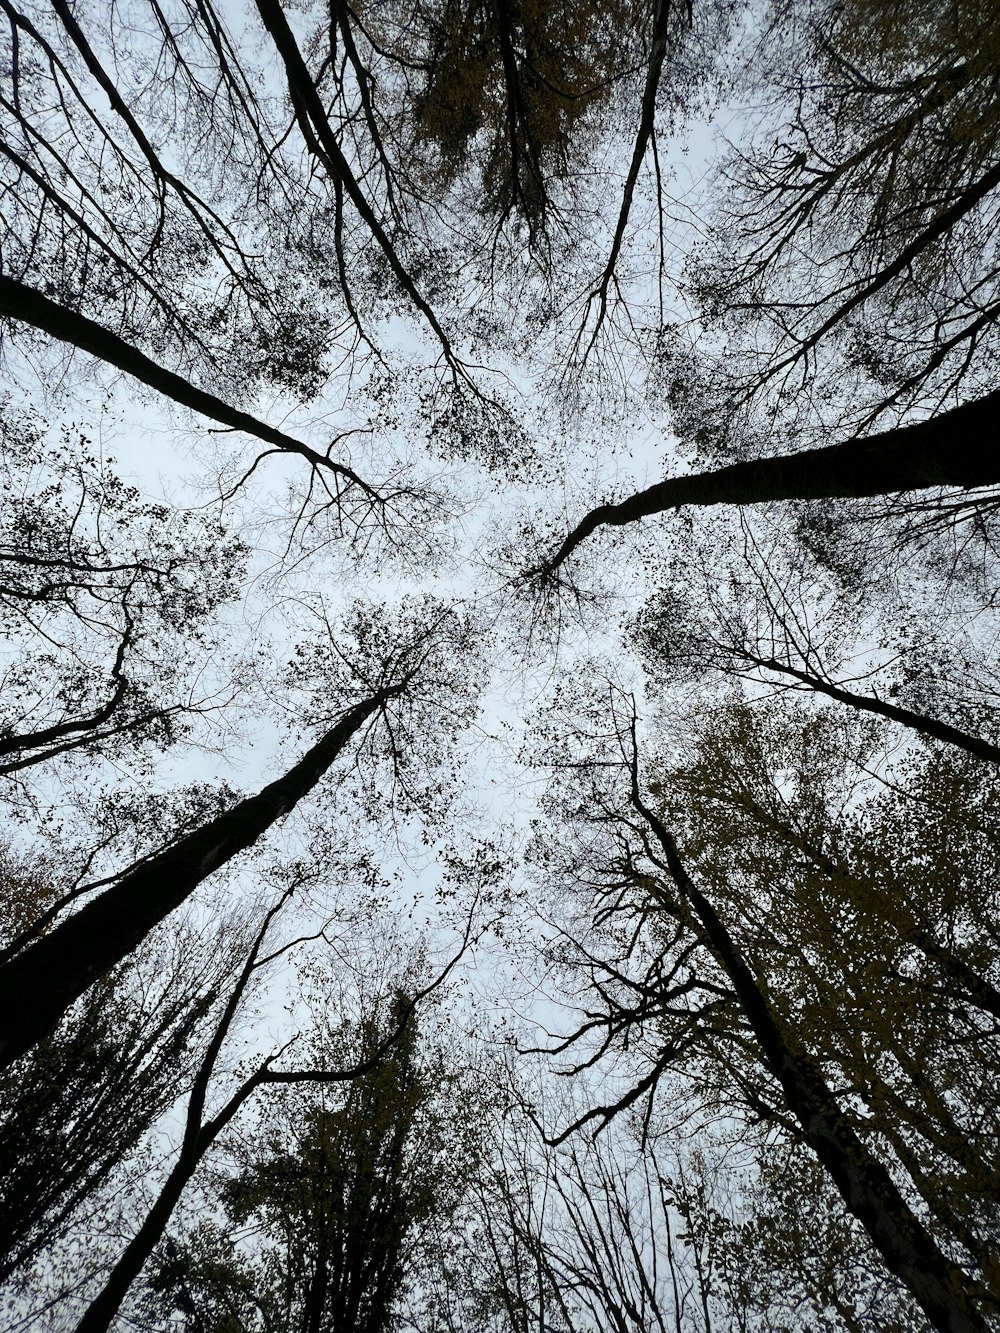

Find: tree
<box><xmin>686</xmin><ymin>0</ymin><xmax>1000</xmax><ymax>429</ymax></box>
<box><xmin>0</xmin><ymin>401</ymin><xmax>246</xmax><ymax>779</ymax></box>
<box><xmin>0</xmin><ymin>849</ymin><xmax>253</xmax><ymax>1294</ymax></box>
<box><xmin>645</xmin><ymin>699</ymin><xmax>1000</xmax><ymax>1283</ymax></box>
<box><xmin>4</xmin><ymin>0</ymin><xmax>1000</xmax><ymax>1327</ymax></box>
<box><xmin>631</xmin><ymin>518</ymin><xmax>1000</xmax><ymax>767</ymax></box>
<box><xmin>456</xmin><ymin>1072</ymin><xmax>720</xmax><ymax>1333</ymax></box>
<box><xmin>672</xmin><ymin>1141</ymin><xmax>922</xmax><ymax>1332</ymax></box>
<box><xmin>140</xmin><ymin>987</ymin><xmax>471</xmax><ymax>1333</ymax></box>
<box><xmin>0</xmin><ymin>280</ymin><xmax>420</xmax><ymax>543</ymax></box>
<box><xmin>525</xmin><ymin>0</ymin><xmax>1000</xmax><ymax>580</ymax></box>
<box><xmin>0</xmin><ymin>600</ymin><xmax>479</xmax><ymax>1068</ymax></box>
<box><xmin>527</xmin><ymin>681</ymin><xmax>998</xmax><ymax>1331</ymax></box>
<box><xmin>0</xmin><ymin>0</ymin><xmax>495</xmax><ymax>559</ymax></box>
<box><xmin>535</xmin><ymin>384</ymin><xmax>1000</xmax><ymax>578</ymax></box>
<box><xmin>0</xmin><ymin>0</ymin><xmax>347</xmax><ymax>396</ymax></box>
<box><xmin>0</xmin><ymin>0</ymin><xmax>476</xmax><ymax>391</ymax></box>
<box><xmin>347</xmin><ymin>0</ymin><xmax>703</xmax><ymax>262</ymax></box>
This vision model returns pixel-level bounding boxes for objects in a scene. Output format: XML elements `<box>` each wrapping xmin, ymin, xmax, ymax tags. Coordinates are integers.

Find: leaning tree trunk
<box><xmin>73</xmin><ymin>889</ymin><xmax>282</xmax><ymax>1333</ymax></box>
<box><xmin>0</xmin><ymin>686</ymin><xmax>400</xmax><ymax>1070</ymax></box>
<box><xmin>737</xmin><ymin>650</ymin><xmax>1000</xmax><ymax>766</ymax></box>
<box><xmin>0</xmin><ymin>276</ymin><xmax>371</xmax><ymax>492</ymax></box>
<box><xmin>541</xmin><ymin>387</ymin><xmax>1000</xmax><ymax>573</ymax></box>
<box><xmin>629</xmin><ymin>772</ymin><xmax>990</xmax><ymax>1333</ymax></box>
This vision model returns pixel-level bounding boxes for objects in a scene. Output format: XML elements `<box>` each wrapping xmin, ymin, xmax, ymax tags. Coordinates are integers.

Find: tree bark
<box><xmin>0</xmin><ymin>688</ymin><xmax>396</xmax><ymax>1070</ymax></box>
<box><xmin>740</xmin><ymin>651</ymin><xmax>1000</xmax><ymax>766</ymax></box>
<box><xmin>542</xmin><ymin>387</ymin><xmax>1000</xmax><ymax>572</ymax></box>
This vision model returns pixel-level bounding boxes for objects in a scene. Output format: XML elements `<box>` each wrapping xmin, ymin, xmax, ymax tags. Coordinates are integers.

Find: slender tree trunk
<box><xmin>301</xmin><ymin>1250</ymin><xmax>330</xmax><ymax>1333</ymax></box>
<box><xmin>0</xmin><ymin>688</ymin><xmax>397</xmax><ymax>1070</ymax></box>
<box><xmin>741</xmin><ymin>651</ymin><xmax>1000</xmax><ymax>765</ymax></box>
<box><xmin>0</xmin><ymin>276</ymin><xmax>371</xmax><ymax>492</ymax></box>
<box><xmin>583</xmin><ymin>0</ymin><xmax>671</xmax><ymax>327</ymax></box>
<box><xmin>75</xmin><ymin>1055</ymin><xmax>283</xmax><ymax>1333</ymax></box>
<box><xmin>74</xmin><ymin>889</ymin><xmax>284</xmax><ymax>1333</ymax></box>
<box><xmin>76</xmin><ymin>895</ymin><xmax>430</xmax><ymax>1333</ymax></box>
<box><xmin>541</xmin><ymin>388</ymin><xmax>1000</xmax><ymax>572</ymax></box>
<box><xmin>251</xmin><ymin>0</ymin><xmax>455</xmax><ymax>364</ymax></box>
<box><xmin>76</xmin><ymin>1139</ymin><xmax>206</xmax><ymax>1333</ymax></box>
<box><xmin>629</xmin><ymin>754</ymin><xmax>989</xmax><ymax>1333</ymax></box>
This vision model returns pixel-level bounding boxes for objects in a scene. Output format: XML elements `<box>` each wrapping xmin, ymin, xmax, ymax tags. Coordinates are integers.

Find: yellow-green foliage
<box><xmin>649</xmin><ymin>697</ymin><xmax>1000</xmax><ymax>1301</ymax></box>
<box><xmin>364</xmin><ymin>0</ymin><xmax>648</xmax><ymax>199</ymax></box>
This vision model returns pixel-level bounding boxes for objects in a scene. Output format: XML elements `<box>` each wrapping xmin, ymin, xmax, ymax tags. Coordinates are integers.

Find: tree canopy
<box><xmin>1</xmin><ymin>0</ymin><xmax>1000</xmax><ymax>1328</ymax></box>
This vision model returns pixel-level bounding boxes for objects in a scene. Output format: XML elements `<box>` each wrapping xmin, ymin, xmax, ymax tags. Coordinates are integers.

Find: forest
<box><xmin>1</xmin><ymin>0</ymin><xmax>999</xmax><ymax>1328</ymax></box>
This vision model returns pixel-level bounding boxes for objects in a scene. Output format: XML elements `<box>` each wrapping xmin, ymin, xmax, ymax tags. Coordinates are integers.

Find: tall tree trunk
<box><xmin>0</xmin><ymin>687</ymin><xmax>398</xmax><ymax>1070</ymax></box>
<box><xmin>627</xmin><ymin>744</ymin><xmax>989</xmax><ymax>1333</ymax></box>
<box><xmin>541</xmin><ymin>388</ymin><xmax>1000</xmax><ymax>573</ymax></box>
<box><xmin>0</xmin><ymin>276</ymin><xmax>373</xmax><ymax>493</ymax></box>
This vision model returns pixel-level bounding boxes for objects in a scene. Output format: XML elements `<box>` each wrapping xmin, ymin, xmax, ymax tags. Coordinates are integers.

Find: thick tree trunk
<box><xmin>542</xmin><ymin>388</ymin><xmax>1000</xmax><ymax>572</ymax></box>
<box><xmin>630</xmin><ymin>775</ymin><xmax>989</xmax><ymax>1333</ymax></box>
<box><xmin>0</xmin><ymin>689</ymin><xmax>395</xmax><ymax>1070</ymax></box>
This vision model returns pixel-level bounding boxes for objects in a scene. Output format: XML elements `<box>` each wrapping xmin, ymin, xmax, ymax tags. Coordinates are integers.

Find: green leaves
<box><xmin>148</xmin><ymin>996</ymin><xmax>461</xmax><ymax>1333</ymax></box>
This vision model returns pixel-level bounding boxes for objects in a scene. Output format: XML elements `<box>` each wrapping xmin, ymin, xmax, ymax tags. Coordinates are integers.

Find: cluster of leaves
<box><xmin>282</xmin><ymin>596</ymin><xmax>485</xmax><ymax>822</ymax></box>
<box><xmin>143</xmin><ymin>992</ymin><xmax>478</xmax><ymax>1332</ymax></box>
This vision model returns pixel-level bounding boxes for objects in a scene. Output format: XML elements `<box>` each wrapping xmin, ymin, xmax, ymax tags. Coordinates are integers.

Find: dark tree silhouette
<box><xmin>0</xmin><ymin>603</ymin><xmax>474</xmax><ymax>1068</ymax></box>
<box><xmin>529</xmin><ymin>689</ymin><xmax>998</xmax><ymax>1332</ymax></box>
<box><xmin>538</xmin><ymin>386</ymin><xmax>1000</xmax><ymax>576</ymax></box>
<box><xmin>76</xmin><ymin>889</ymin><xmax>469</xmax><ymax>1333</ymax></box>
